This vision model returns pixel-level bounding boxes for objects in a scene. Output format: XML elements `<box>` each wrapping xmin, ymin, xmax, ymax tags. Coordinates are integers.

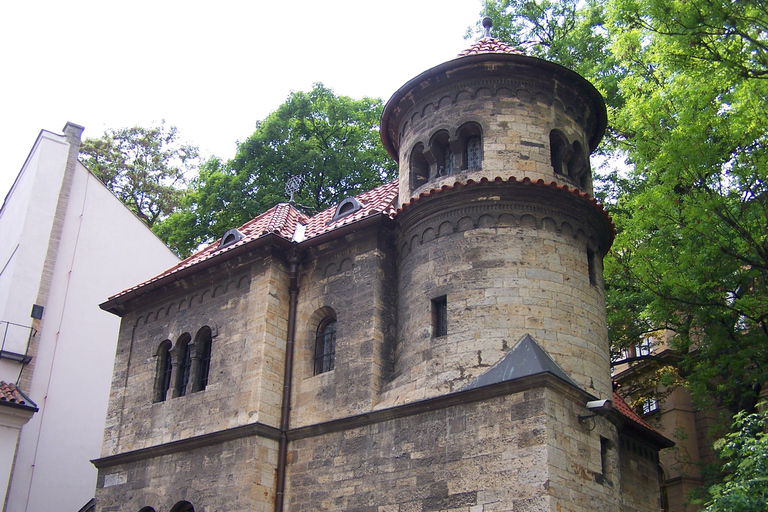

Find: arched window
<box><xmin>138</xmin><ymin>508</ymin><xmax>157</xmax><ymax>512</ymax></box>
<box><xmin>314</xmin><ymin>318</ymin><xmax>337</xmax><ymax>375</ymax></box>
<box><xmin>192</xmin><ymin>326</ymin><xmax>213</xmax><ymax>393</ymax></box>
<box><xmin>568</xmin><ymin>140</ymin><xmax>590</xmax><ymax>188</ymax></box>
<box><xmin>550</xmin><ymin>129</ymin><xmax>569</xmax><ymax>175</ymax></box>
<box><xmin>429</xmin><ymin>130</ymin><xmax>453</xmax><ymax>178</ymax></box>
<box><xmin>176</xmin><ymin>334</ymin><xmax>192</xmax><ymax>397</ymax></box>
<box><xmin>154</xmin><ymin>340</ymin><xmax>172</xmax><ymax>403</ymax></box>
<box><xmin>456</xmin><ymin>122</ymin><xmax>483</xmax><ymax>171</ymax></box>
<box><xmin>466</xmin><ymin>136</ymin><xmax>482</xmax><ymax>169</ymax></box>
<box><xmin>409</xmin><ymin>143</ymin><xmax>429</xmax><ymax>190</ymax></box>
<box><xmin>170</xmin><ymin>502</ymin><xmax>194</xmax><ymax>512</ymax></box>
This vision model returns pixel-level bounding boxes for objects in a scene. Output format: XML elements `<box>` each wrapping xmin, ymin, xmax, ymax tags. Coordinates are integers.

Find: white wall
<box><xmin>1</xmin><ymin>128</ymin><xmax>179</xmax><ymax>512</ymax></box>
<box><xmin>0</xmin><ymin>131</ymin><xmax>69</xmax><ymax>360</ymax></box>
<box><xmin>0</xmin><ymin>407</ymin><xmax>35</xmax><ymax>509</ymax></box>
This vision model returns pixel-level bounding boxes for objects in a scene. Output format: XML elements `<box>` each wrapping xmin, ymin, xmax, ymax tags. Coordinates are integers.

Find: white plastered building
<box><xmin>0</xmin><ymin>123</ymin><xmax>180</xmax><ymax>512</ymax></box>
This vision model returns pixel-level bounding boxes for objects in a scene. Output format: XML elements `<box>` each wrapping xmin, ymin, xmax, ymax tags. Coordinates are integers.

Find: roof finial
<box><xmin>284</xmin><ymin>175</ymin><xmax>302</xmax><ymax>206</ymax></box>
<box><xmin>482</xmin><ymin>15</ymin><xmax>493</xmax><ymax>39</ymax></box>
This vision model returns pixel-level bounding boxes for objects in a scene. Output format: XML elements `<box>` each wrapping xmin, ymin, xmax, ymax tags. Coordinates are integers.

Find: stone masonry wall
<box><xmin>96</xmin><ymin>435</ymin><xmax>278</xmax><ymax>512</ymax></box>
<box><xmin>397</xmin><ymin>73</ymin><xmax>595</xmax><ymax>206</ymax></box>
<box><xmin>101</xmin><ymin>252</ymin><xmax>290</xmax><ymax>457</ymax></box>
<box><xmin>620</xmin><ymin>437</ymin><xmax>664</xmax><ymax>512</ymax></box>
<box><xmin>384</xmin><ymin>187</ymin><xmax>611</xmax><ymax>407</ymax></box>
<box><xmin>285</xmin><ymin>385</ymin><xmax>647</xmax><ymax>512</ymax></box>
<box><xmin>286</xmin><ymin>388</ymin><xmax>552</xmax><ymax>512</ymax></box>
<box><xmin>291</xmin><ymin>229</ymin><xmax>398</xmax><ymax>427</ymax></box>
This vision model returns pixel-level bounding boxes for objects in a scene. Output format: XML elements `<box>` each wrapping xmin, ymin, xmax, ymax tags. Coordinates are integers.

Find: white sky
<box><xmin>0</xmin><ymin>0</ymin><xmax>484</xmax><ymax>197</ymax></box>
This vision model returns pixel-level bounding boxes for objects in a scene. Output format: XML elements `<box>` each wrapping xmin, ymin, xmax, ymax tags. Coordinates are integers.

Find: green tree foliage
<box><xmin>156</xmin><ymin>84</ymin><xmax>397</xmax><ymax>257</ymax></box>
<box><xmin>79</xmin><ymin>124</ymin><xmax>200</xmax><ymax>228</ymax></box>
<box><xmin>701</xmin><ymin>407</ymin><xmax>768</xmax><ymax>511</ymax></box>
<box><xmin>476</xmin><ymin>0</ymin><xmax>768</xmax><ymax>413</ymax></box>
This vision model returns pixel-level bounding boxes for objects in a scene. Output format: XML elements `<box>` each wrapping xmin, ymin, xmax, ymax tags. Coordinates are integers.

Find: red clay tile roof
<box><xmin>612</xmin><ymin>391</ymin><xmax>655</xmax><ymax>432</ymax></box>
<box><xmin>106</xmin><ymin>181</ymin><xmax>399</xmax><ymax>303</ymax></box>
<box><xmin>612</xmin><ymin>391</ymin><xmax>674</xmax><ymax>447</ymax></box>
<box><xmin>0</xmin><ymin>381</ymin><xmax>37</xmax><ymax>410</ymax></box>
<box><xmin>304</xmin><ymin>180</ymin><xmax>398</xmax><ymax>239</ymax></box>
<box><xmin>105</xmin><ymin>177</ymin><xmax>613</xmax><ymax>308</ymax></box>
<box><xmin>458</xmin><ymin>37</ymin><xmax>525</xmax><ymax>57</ymax></box>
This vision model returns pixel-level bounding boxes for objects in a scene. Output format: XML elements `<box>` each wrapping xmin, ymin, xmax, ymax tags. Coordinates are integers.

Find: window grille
<box><xmin>314</xmin><ymin>319</ymin><xmax>336</xmax><ymax>375</ymax></box>
<box><xmin>466</xmin><ymin>136</ymin><xmax>482</xmax><ymax>169</ymax></box>
<box><xmin>178</xmin><ymin>343</ymin><xmax>192</xmax><ymax>396</ymax></box>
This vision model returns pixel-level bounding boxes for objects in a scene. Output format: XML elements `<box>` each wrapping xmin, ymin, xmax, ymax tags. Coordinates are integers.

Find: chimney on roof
<box><xmin>63</xmin><ymin>122</ymin><xmax>84</xmax><ymax>144</ymax></box>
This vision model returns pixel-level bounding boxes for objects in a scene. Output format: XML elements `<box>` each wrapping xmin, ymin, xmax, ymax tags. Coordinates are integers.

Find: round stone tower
<box><xmin>380</xmin><ymin>31</ymin><xmax>614</xmax><ymax>402</ymax></box>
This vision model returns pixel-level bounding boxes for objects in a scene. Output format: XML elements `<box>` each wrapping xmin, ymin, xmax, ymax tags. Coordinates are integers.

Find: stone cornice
<box><xmin>92</xmin><ymin>421</ymin><xmax>282</xmax><ymax>469</ymax></box>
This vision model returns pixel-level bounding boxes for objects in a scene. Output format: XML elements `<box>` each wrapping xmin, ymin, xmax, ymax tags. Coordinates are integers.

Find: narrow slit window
<box><xmin>177</xmin><ymin>340</ymin><xmax>192</xmax><ymax>396</ymax></box>
<box><xmin>155</xmin><ymin>341</ymin><xmax>172</xmax><ymax>403</ymax></box>
<box><xmin>600</xmin><ymin>437</ymin><xmax>613</xmax><ymax>485</ymax></box>
<box><xmin>587</xmin><ymin>248</ymin><xmax>597</xmax><ymax>286</ymax></box>
<box><xmin>432</xmin><ymin>296</ymin><xmax>447</xmax><ymax>338</ymax></box>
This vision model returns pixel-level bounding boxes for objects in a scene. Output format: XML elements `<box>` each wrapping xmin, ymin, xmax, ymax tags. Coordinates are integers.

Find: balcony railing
<box><xmin>0</xmin><ymin>321</ymin><xmax>36</xmax><ymax>364</ymax></box>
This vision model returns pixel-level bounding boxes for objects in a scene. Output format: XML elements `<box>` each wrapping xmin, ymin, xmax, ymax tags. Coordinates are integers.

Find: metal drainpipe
<box><xmin>275</xmin><ymin>250</ymin><xmax>300</xmax><ymax>512</ymax></box>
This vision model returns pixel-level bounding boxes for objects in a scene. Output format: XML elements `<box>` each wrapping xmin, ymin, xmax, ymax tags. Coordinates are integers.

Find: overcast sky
<box><xmin>1</xmin><ymin>0</ymin><xmax>485</xmax><ymax>197</ymax></box>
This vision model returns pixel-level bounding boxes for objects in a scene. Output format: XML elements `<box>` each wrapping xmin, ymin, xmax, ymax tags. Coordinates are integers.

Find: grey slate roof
<box><xmin>462</xmin><ymin>334</ymin><xmax>581</xmax><ymax>391</ymax></box>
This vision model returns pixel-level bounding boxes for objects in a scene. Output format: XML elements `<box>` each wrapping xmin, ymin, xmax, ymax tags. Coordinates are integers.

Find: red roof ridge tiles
<box><xmin>457</xmin><ymin>37</ymin><xmax>525</xmax><ymax>57</ymax></box>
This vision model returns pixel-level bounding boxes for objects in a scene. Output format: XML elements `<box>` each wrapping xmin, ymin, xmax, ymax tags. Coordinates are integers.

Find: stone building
<box><xmin>93</xmin><ymin>26</ymin><xmax>672</xmax><ymax>512</ymax></box>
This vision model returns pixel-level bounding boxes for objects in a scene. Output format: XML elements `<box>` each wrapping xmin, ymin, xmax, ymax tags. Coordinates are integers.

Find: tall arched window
<box><xmin>409</xmin><ymin>143</ymin><xmax>429</xmax><ymax>191</ymax></box>
<box><xmin>154</xmin><ymin>340</ymin><xmax>172</xmax><ymax>402</ymax></box>
<box><xmin>550</xmin><ymin>129</ymin><xmax>570</xmax><ymax>175</ymax></box>
<box><xmin>170</xmin><ymin>502</ymin><xmax>194</xmax><ymax>512</ymax></box>
<box><xmin>314</xmin><ymin>318</ymin><xmax>337</xmax><ymax>375</ymax></box>
<box><xmin>193</xmin><ymin>326</ymin><xmax>213</xmax><ymax>392</ymax></box>
<box><xmin>456</xmin><ymin>122</ymin><xmax>483</xmax><ymax>171</ymax></box>
<box><xmin>429</xmin><ymin>130</ymin><xmax>453</xmax><ymax>177</ymax></box>
<box><xmin>176</xmin><ymin>334</ymin><xmax>192</xmax><ymax>397</ymax></box>
<box><xmin>466</xmin><ymin>136</ymin><xmax>482</xmax><ymax>169</ymax></box>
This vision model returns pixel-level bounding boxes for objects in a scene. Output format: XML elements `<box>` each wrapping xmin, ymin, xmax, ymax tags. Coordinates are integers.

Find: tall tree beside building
<box><xmin>476</xmin><ymin>0</ymin><xmax>768</xmax><ymax>413</ymax></box>
<box><xmin>79</xmin><ymin>123</ymin><xmax>200</xmax><ymax>228</ymax></box>
<box><xmin>155</xmin><ymin>83</ymin><xmax>397</xmax><ymax>257</ymax></box>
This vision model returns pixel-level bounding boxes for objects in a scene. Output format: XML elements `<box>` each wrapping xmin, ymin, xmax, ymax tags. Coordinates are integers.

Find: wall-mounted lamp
<box><xmin>578</xmin><ymin>399</ymin><xmax>613</xmax><ymax>424</ymax></box>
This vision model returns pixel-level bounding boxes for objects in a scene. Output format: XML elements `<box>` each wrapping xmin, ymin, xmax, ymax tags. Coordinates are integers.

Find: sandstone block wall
<box><xmin>96</xmin><ymin>435</ymin><xmax>278</xmax><ymax>512</ymax></box>
<box><xmin>286</xmin><ymin>389</ymin><xmax>552</xmax><ymax>512</ymax></box>
<box><xmin>620</xmin><ymin>437</ymin><xmax>664</xmax><ymax>512</ymax></box>
<box><xmin>285</xmin><ymin>385</ymin><xmax>645</xmax><ymax>512</ymax></box>
<box><xmin>396</xmin><ymin>72</ymin><xmax>598</xmax><ymax>206</ymax></box>
<box><xmin>101</xmin><ymin>253</ymin><xmax>290</xmax><ymax>457</ymax></box>
<box><xmin>385</xmin><ymin>186</ymin><xmax>611</xmax><ymax>406</ymax></box>
<box><xmin>291</xmin><ymin>229</ymin><xmax>398</xmax><ymax>426</ymax></box>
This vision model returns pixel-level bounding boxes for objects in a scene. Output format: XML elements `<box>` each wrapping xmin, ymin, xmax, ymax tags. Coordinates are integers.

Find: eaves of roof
<box><xmin>100</xmin><ymin>181</ymin><xmax>399</xmax><ymax>316</ymax></box>
<box><xmin>398</xmin><ymin>176</ymin><xmax>616</xmax><ymax>245</ymax></box>
<box><xmin>0</xmin><ymin>381</ymin><xmax>38</xmax><ymax>413</ymax></box>
<box><xmin>612</xmin><ymin>391</ymin><xmax>675</xmax><ymax>449</ymax></box>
